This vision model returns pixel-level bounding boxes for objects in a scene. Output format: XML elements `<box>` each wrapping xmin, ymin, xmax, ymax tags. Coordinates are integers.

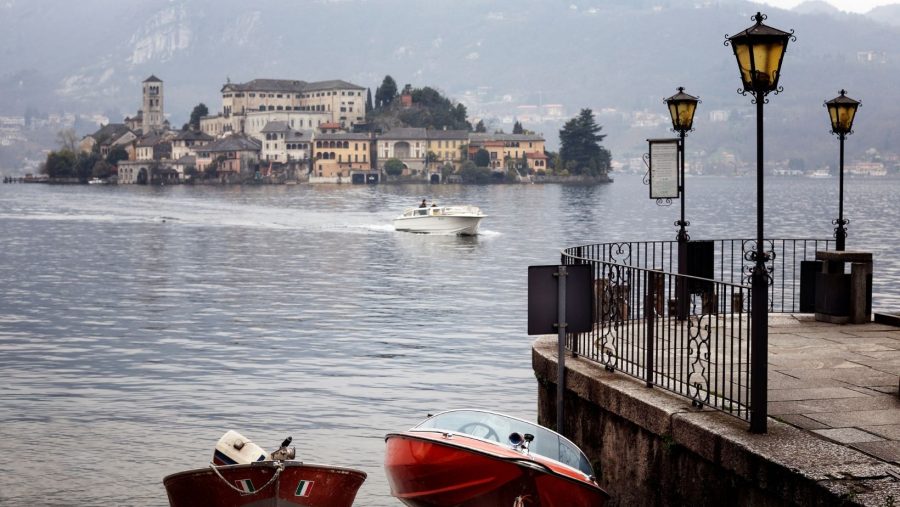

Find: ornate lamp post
<box><xmin>665</xmin><ymin>87</ymin><xmax>699</xmax><ymax>320</ymax></box>
<box><xmin>726</xmin><ymin>12</ymin><xmax>793</xmax><ymax>434</ymax></box>
<box><xmin>825</xmin><ymin>90</ymin><xmax>861</xmax><ymax>251</ymax></box>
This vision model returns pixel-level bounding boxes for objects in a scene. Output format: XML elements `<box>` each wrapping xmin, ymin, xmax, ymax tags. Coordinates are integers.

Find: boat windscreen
<box><xmin>414</xmin><ymin>410</ymin><xmax>593</xmax><ymax>476</ymax></box>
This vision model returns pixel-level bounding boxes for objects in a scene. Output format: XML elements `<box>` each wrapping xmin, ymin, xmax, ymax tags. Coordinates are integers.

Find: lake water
<box><xmin>1</xmin><ymin>175</ymin><xmax>898</xmax><ymax>505</ymax></box>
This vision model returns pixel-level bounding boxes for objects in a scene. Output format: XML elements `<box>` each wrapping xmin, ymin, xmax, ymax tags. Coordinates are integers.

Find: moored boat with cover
<box><xmin>384</xmin><ymin>409</ymin><xmax>609</xmax><ymax>507</ymax></box>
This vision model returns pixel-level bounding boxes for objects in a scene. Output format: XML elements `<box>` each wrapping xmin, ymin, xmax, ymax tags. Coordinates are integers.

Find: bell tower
<box><xmin>142</xmin><ymin>75</ymin><xmax>164</xmax><ymax>133</ymax></box>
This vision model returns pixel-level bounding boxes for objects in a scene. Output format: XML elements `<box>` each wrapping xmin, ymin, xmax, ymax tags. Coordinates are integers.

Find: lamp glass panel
<box><xmin>839</xmin><ymin>105</ymin><xmax>857</xmax><ymax>132</ymax></box>
<box><xmin>678</xmin><ymin>102</ymin><xmax>697</xmax><ymax>130</ymax></box>
<box><xmin>751</xmin><ymin>41</ymin><xmax>785</xmax><ymax>90</ymax></box>
<box><xmin>733</xmin><ymin>42</ymin><xmax>754</xmax><ymax>88</ymax></box>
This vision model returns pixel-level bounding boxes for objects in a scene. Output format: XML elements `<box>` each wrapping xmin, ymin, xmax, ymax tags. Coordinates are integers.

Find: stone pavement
<box><xmin>769</xmin><ymin>314</ymin><xmax>900</xmax><ymax>466</ymax></box>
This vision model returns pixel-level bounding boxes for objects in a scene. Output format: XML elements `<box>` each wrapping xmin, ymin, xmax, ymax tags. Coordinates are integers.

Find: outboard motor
<box><xmin>270</xmin><ymin>436</ymin><xmax>296</xmax><ymax>461</ymax></box>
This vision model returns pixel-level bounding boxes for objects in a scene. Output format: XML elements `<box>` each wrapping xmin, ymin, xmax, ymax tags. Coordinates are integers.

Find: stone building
<box><xmin>79</xmin><ymin>123</ymin><xmax>136</xmax><ymax>157</ymax></box>
<box><xmin>195</xmin><ymin>135</ymin><xmax>261</xmax><ymax>182</ymax></box>
<box><xmin>214</xmin><ymin>78</ymin><xmax>366</xmax><ymax>133</ymax></box>
<box><xmin>311</xmin><ymin>132</ymin><xmax>374</xmax><ymax>183</ymax></box>
<box><xmin>426</xmin><ymin>129</ymin><xmax>469</xmax><ymax>170</ymax></box>
<box><xmin>142</xmin><ymin>75</ymin><xmax>165</xmax><ymax>133</ymax></box>
<box><xmin>259</xmin><ymin>121</ymin><xmax>313</xmax><ymax>164</ymax></box>
<box><xmin>467</xmin><ymin>133</ymin><xmax>546</xmax><ymax>171</ymax></box>
<box><xmin>171</xmin><ymin>130</ymin><xmax>214</xmax><ymax>161</ymax></box>
<box><xmin>377</xmin><ymin>127</ymin><xmax>429</xmax><ymax>175</ymax></box>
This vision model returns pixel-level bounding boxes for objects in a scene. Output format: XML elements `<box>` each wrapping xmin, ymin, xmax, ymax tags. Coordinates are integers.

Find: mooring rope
<box><xmin>208</xmin><ymin>461</ymin><xmax>284</xmax><ymax>495</ymax></box>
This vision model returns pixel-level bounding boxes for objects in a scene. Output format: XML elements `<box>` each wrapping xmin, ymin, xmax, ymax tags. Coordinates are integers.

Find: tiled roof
<box><xmin>174</xmin><ymin>155</ymin><xmax>196</xmax><ymax>165</ymax></box>
<box><xmin>137</xmin><ymin>134</ymin><xmax>165</xmax><ymax>147</ymax></box>
<box><xmin>260</xmin><ymin>121</ymin><xmax>291</xmax><ymax>133</ymax></box>
<box><xmin>286</xmin><ymin>129</ymin><xmax>314</xmax><ymax>141</ymax></box>
<box><xmin>223</xmin><ymin>79</ymin><xmax>307</xmax><ymax>93</ymax></box>
<box><xmin>427</xmin><ymin>129</ymin><xmax>469</xmax><ymax>140</ymax></box>
<box><xmin>201</xmin><ymin>135</ymin><xmax>261</xmax><ymax>153</ymax></box>
<box><xmin>173</xmin><ymin>130</ymin><xmax>214</xmax><ymax>141</ymax></box>
<box><xmin>316</xmin><ymin>133</ymin><xmax>372</xmax><ymax>141</ymax></box>
<box><xmin>318</xmin><ymin>122</ymin><xmax>342</xmax><ymax>129</ymax></box>
<box><xmin>91</xmin><ymin>123</ymin><xmax>133</xmax><ymax>144</ymax></box>
<box><xmin>379</xmin><ymin>127</ymin><xmax>428</xmax><ymax>140</ymax></box>
<box><xmin>221</xmin><ymin>78</ymin><xmax>364</xmax><ymax>94</ymax></box>
<box><xmin>304</xmin><ymin>79</ymin><xmax>365</xmax><ymax>91</ymax></box>
<box><xmin>469</xmin><ymin>133</ymin><xmax>545</xmax><ymax>142</ymax></box>
<box><xmin>526</xmin><ymin>151</ymin><xmax>548</xmax><ymax>159</ymax></box>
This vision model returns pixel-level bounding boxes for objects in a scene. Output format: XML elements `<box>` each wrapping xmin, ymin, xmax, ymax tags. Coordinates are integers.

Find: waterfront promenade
<box><xmin>534</xmin><ymin>314</ymin><xmax>900</xmax><ymax>506</ymax></box>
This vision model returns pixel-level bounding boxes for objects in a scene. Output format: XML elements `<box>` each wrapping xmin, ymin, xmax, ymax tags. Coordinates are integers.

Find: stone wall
<box><xmin>532</xmin><ymin>336</ymin><xmax>898</xmax><ymax>506</ymax></box>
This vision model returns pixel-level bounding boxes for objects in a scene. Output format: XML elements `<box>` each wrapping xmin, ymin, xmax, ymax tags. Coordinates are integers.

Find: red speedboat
<box><xmin>164</xmin><ymin>432</ymin><xmax>366</xmax><ymax>507</ymax></box>
<box><xmin>384</xmin><ymin>409</ymin><xmax>609</xmax><ymax>507</ymax></box>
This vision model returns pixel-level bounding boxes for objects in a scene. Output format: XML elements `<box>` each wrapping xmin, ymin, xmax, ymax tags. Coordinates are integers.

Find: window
<box><xmin>250</xmin><ymin>93</ymin><xmax>256</xmax><ymax>97</ymax></box>
<box><xmin>277</xmin><ymin>94</ymin><xmax>283</xmax><ymax>98</ymax></box>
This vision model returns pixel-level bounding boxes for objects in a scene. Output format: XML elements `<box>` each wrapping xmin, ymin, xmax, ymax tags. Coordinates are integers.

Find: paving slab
<box><xmin>812</xmin><ymin>427</ymin><xmax>884</xmax><ymax>444</ymax></box>
<box><xmin>860</xmin><ymin>424</ymin><xmax>900</xmax><ymax>440</ymax></box>
<box><xmin>850</xmin><ymin>441</ymin><xmax>900</xmax><ymax>464</ymax></box>
<box><xmin>768</xmin><ymin>387</ymin><xmax>870</xmax><ymax>402</ymax></box>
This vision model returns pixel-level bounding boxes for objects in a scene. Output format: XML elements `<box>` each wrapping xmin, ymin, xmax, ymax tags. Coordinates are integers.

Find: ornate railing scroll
<box><xmin>561</xmin><ymin>237</ymin><xmax>831</xmax><ymax>425</ymax></box>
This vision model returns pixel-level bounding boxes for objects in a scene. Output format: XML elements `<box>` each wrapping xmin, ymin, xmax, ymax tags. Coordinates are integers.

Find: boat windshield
<box><xmin>413</xmin><ymin>410</ymin><xmax>593</xmax><ymax>476</ymax></box>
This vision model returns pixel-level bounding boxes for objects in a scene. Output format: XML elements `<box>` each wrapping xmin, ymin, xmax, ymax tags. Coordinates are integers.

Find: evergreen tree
<box><xmin>513</xmin><ymin>120</ymin><xmax>524</xmax><ymax>134</ymax></box>
<box><xmin>474</xmin><ymin>120</ymin><xmax>486</xmax><ymax>133</ymax></box>
<box><xmin>474</xmin><ymin>148</ymin><xmax>491</xmax><ymax>168</ymax></box>
<box><xmin>559</xmin><ymin>108</ymin><xmax>610</xmax><ymax>176</ymax></box>
<box><xmin>366</xmin><ymin>88</ymin><xmax>373</xmax><ymax>114</ymax></box>
<box><xmin>188</xmin><ymin>103</ymin><xmax>209</xmax><ymax>131</ymax></box>
<box><xmin>375</xmin><ymin>75</ymin><xmax>398</xmax><ymax>108</ymax></box>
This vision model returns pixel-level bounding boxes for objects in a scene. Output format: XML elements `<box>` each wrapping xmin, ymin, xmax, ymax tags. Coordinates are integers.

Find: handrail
<box><xmin>558</xmin><ymin>237</ymin><xmax>832</xmax><ymax>428</ymax></box>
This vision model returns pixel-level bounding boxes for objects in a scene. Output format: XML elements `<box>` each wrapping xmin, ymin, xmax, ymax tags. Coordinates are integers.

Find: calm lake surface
<box><xmin>1</xmin><ymin>175</ymin><xmax>898</xmax><ymax>505</ymax></box>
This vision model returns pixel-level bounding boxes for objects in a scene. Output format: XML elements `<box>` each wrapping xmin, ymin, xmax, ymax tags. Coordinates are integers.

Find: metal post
<box><xmin>676</xmin><ymin>130</ymin><xmax>689</xmax><ymax>320</ymax></box>
<box><xmin>556</xmin><ymin>265</ymin><xmax>567</xmax><ymax>434</ymax></box>
<box><xmin>836</xmin><ymin>134</ymin><xmax>847</xmax><ymax>251</ymax></box>
<box><xmin>645</xmin><ymin>272</ymin><xmax>656</xmax><ymax>387</ymax></box>
<box><xmin>750</xmin><ymin>96</ymin><xmax>768</xmax><ymax>434</ymax></box>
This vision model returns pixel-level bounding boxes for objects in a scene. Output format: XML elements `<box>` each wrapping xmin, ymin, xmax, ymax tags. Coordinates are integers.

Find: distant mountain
<box><xmin>1</xmin><ymin>0</ymin><xmax>898</xmax><ymax>170</ymax></box>
<box><xmin>867</xmin><ymin>4</ymin><xmax>900</xmax><ymax>26</ymax></box>
<box><xmin>792</xmin><ymin>1</ymin><xmax>841</xmax><ymax>16</ymax></box>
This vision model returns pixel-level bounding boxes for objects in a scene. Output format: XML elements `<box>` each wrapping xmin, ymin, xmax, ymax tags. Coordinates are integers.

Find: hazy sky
<box><xmin>756</xmin><ymin>0</ymin><xmax>895</xmax><ymax>13</ymax></box>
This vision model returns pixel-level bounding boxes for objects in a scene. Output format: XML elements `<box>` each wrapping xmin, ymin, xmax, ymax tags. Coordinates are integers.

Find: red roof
<box><xmin>319</xmin><ymin>122</ymin><xmax>341</xmax><ymax>129</ymax></box>
<box><xmin>526</xmin><ymin>151</ymin><xmax>548</xmax><ymax>159</ymax></box>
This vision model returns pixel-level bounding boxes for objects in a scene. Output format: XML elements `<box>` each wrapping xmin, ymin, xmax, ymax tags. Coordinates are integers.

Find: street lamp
<box><xmin>665</xmin><ymin>87</ymin><xmax>700</xmax><ymax>320</ymax></box>
<box><xmin>825</xmin><ymin>90</ymin><xmax>861</xmax><ymax>251</ymax></box>
<box><xmin>726</xmin><ymin>12</ymin><xmax>794</xmax><ymax>434</ymax></box>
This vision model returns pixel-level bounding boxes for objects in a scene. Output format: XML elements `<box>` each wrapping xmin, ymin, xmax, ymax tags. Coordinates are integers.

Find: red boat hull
<box><xmin>163</xmin><ymin>461</ymin><xmax>366</xmax><ymax>507</ymax></box>
<box><xmin>384</xmin><ymin>433</ymin><xmax>608</xmax><ymax>507</ymax></box>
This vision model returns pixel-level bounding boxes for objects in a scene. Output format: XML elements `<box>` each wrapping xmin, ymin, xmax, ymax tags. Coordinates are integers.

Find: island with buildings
<box><xmin>63</xmin><ymin>75</ymin><xmax>559</xmax><ymax>186</ymax></box>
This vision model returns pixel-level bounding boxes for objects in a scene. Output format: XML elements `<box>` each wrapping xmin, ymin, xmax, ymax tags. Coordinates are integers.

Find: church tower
<box><xmin>142</xmin><ymin>75</ymin><xmax>164</xmax><ymax>133</ymax></box>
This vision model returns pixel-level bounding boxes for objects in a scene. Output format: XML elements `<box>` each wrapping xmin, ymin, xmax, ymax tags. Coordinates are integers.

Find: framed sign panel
<box><xmin>648</xmin><ymin>138</ymin><xmax>680</xmax><ymax>200</ymax></box>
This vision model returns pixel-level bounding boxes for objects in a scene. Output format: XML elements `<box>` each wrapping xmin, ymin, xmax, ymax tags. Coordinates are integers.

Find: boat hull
<box><xmin>384</xmin><ymin>433</ymin><xmax>608</xmax><ymax>507</ymax></box>
<box><xmin>163</xmin><ymin>461</ymin><xmax>366</xmax><ymax>507</ymax></box>
<box><xmin>393</xmin><ymin>215</ymin><xmax>484</xmax><ymax>235</ymax></box>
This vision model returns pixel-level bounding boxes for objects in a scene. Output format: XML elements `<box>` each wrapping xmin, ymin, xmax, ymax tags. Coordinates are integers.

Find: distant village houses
<box><xmin>77</xmin><ymin>74</ymin><xmax>549</xmax><ymax>185</ymax></box>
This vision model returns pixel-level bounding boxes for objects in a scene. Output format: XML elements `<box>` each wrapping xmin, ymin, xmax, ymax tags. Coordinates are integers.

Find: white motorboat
<box><xmin>393</xmin><ymin>205</ymin><xmax>486</xmax><ymax>235</ymax></box>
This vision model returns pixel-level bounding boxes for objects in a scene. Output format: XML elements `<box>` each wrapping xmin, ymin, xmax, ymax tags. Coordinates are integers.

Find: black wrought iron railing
<box><xmin>561</xmin><ymin>238</ymin><xmax>831</xmax><ymax>424</ymax></box>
